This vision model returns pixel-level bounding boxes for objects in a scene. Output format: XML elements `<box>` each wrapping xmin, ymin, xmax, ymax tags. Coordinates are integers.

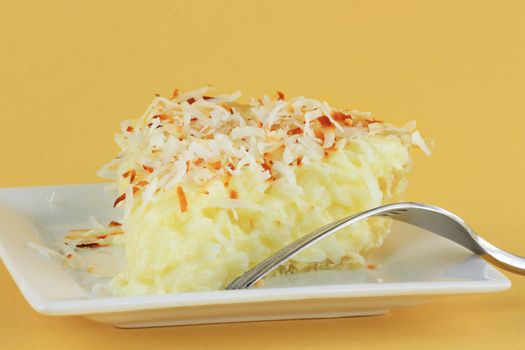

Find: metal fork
<box><xmin>226</xmin><ymin>202</ymin><xmax>525</xmax><ymax>290</ymax></box>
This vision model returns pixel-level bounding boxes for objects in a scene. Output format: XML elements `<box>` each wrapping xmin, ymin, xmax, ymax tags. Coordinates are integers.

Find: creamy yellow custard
<box><xmin>94</xmin><ymin>87</ymin><xmax>429</xmax><ymax>295</ymax></box>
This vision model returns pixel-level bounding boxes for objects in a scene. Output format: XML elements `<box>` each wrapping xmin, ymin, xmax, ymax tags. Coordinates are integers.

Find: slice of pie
<box><xmin>96</xmin><ymin>87</ymin><xmax>430</xmax><ymax>295</ymax></box>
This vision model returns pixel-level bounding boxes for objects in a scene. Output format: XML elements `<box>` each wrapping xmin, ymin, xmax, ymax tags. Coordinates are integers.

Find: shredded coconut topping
<box><xmin>98</xmin><ymin>87</ymin><xmax>429</xmax><ymax>215</ymax></box>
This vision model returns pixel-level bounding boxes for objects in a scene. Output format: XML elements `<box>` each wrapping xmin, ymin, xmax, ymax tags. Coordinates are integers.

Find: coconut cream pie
<box><xmin>69</xmin><ymin>87</ymin><xmax>430</xmax><ymax>295</ymax></box>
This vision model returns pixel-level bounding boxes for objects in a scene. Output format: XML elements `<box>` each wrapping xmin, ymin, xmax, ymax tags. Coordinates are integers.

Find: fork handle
<box><xmin>477</xmin><ymin>236</ymin><xmax>525</xmax><ymax>275</ymax></box>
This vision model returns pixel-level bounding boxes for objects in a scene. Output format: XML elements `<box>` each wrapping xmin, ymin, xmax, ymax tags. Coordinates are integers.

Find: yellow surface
<box><xmin>0</xmin><ymin>0</ymin><xmax>524</xmax><ymax>348</ymax></box>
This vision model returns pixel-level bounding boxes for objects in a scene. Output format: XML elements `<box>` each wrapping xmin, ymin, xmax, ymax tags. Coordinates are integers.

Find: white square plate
<box><xmin>0</xmin><ymin>184</ymin><xmax>510</xmax><ymax>328</ymax></box>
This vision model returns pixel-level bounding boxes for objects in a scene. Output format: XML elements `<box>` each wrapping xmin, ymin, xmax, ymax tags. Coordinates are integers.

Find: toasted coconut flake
<box><xmin>113</xmin><ymin>193</ymin><xmax>126</xmax><ymax>207</ymax></box>
<box><xmin>332</xmin><ymin>111</ymin><xmax>352</xmax><ymax>122</ymax></box>
<box><xmin>153</xmin><ymin>114</ymin><xmax>174</xmax><ymax>123</ymax></box>
<box><xmin>177</xmin><ymin>185</ymin><xmax>188</xmax><ymax>213</ymax></box>
<box><xmin>65</xmin><ymin>229</ymin><xmax>92</xmax><ymax>240</ymax></box>
<box><xmin>68</xmin><ymin>228</ymin><xmax>90</xmax><ymax>233</ymax></box>
<box><xmin>318</xmin><ymin>115</ymin><xmax>335</xmax><ymax>128</ymax></box>
<box><xmin>143</xmin><ymin>165</ymin><xmax>154</xmax><ymax>173</ymax></box>
<box><xmin>224</xmin><ymin>172</ymin><xmax>233</xmax><ymax>187</ymax></box>
<box><xmin>287</xmin><ymin>127</ymin><xmax>303</xmax><ymax>135</ymax></box>
<box><xmin>210</xmin><ymin>161</ymin><xmax>222</xmax><ymax>170</ymax></box>
<box><xmin>76</xmin><ymin>242</ymin><xmax>109</xmax><ymax>249</ymax></box>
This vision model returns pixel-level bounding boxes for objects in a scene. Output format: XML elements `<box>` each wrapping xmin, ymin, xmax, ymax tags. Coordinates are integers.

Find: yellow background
<box><xmin>1</xmin><ymin>0</ymin><xmax>524</xmax><ymax>348</ymax></box>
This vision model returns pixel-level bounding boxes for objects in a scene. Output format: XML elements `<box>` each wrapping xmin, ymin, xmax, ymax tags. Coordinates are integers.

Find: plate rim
<box><xmin>32</xmin><ymin>278</ymin><xmax>510</xmax><ymax>316</ymax></box>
